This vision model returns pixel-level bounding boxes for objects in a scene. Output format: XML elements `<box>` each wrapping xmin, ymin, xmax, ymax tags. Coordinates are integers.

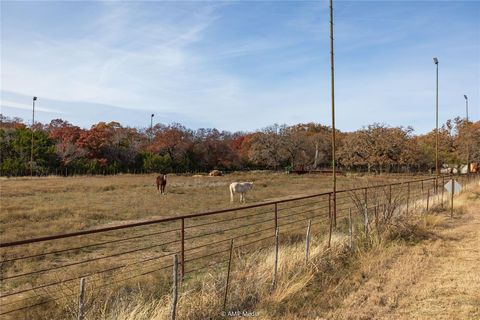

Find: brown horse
<box><xmin>156</xmin><ymin>174</ymin><xmax>167</xmax><ymax>194</ymax></box>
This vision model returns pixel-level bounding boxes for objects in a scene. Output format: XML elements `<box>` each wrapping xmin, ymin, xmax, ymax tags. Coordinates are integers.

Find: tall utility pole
<box><xmin>330</xmin><ymin>0</ymin><xmax>337</xmax><ymax>227</ymax></box>
<box><xmin>433</xmin><ymin>57</ymin><xmax>439</xmax><ymax>177</ymax></box>
<box><xmin>464</xmin><ymin>95</ymin><xmax>469</xmax><ymax>173</ymax></box>
<box><xmin>30</xmin><ymin>96</ymin><xmax>37</xmax><ymax>177</ymax></box>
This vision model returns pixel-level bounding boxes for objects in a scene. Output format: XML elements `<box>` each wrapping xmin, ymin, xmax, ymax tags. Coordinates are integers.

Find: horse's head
<box><xmin>248</xmin><ymin>182</ymin><xmax>254</xmax><ymax>189</ymax></box>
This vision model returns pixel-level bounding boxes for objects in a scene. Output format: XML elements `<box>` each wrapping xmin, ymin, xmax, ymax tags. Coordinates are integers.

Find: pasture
<box><xmin>1</xmin><ymin>171</ymin><xmax>437</xmax><ymax>319</ymax></box>
<box><xmin>0</xmin><ymin>171</ymin><xmax>416</xmax><ymax>242</ymax></box>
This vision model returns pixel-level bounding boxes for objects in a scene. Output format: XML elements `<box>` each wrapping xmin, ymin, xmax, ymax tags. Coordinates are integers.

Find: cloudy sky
<box><xmin>1</xmin><ymin>0</ymin><xmax>479</xmax><ymax>133</ymax></box>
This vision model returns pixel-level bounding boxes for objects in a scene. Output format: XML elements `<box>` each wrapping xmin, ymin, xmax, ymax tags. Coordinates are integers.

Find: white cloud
<box><xmin>0</xmin><ymin>99</ymin><xmax>64</xmax><ymax>114</ymax></box>
<box><xmin>1</xmin><ymin>2</ymin><xmax>225</xmax><ymax>113</ymax></box>
<box><xmin>1</xmin><ymin>1</ymin><xmax>478</xmax><ymax>133</ymax></box>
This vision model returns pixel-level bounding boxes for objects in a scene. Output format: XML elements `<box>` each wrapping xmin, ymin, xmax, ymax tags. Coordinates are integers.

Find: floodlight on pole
<box><xmin>30</xmin><ymin>96</ymin><xmax>38</xmax><ymax>177</ymax></box>
<box><xmin>150</xmin><ymin>114</ymin><xmax>155</xmax><ymax>140</ymax></box>
<box><xmin>433</xmin><ymin>57</ymin><xmax>439</xmax><ymax>177</ymax></box>
<box><xmin>464</xmin><ymin>94</ymin><xmax>469</xmax><ymax>173</ymax></box>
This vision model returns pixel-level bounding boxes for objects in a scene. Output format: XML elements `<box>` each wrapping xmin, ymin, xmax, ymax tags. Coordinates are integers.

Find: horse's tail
<box><xmin>229</xmin><ymin>184</ymin><xmax>234</xmax><ymax>203</ymax></box>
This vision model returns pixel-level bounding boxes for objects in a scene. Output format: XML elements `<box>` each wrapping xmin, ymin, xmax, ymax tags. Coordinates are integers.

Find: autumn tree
<box><xmin>248</xmin><ymin>125</ymin><xmax>289</xmax><ymax>170</ymax></box>
<box><xmin>148</xmin><ymin>124</ymin><xmax>193</xmax><ymax>170</ymax></box>
<box><xmin>452</xmin><ymin>117</ymin><xmax>480</xmax><ymax>168</ymax></box>
<box><xmin>338</xmin><ymin>124</ymin><xmax>413</xmax><ymax>173</ymax></box>
<box><xmin>47</xmin><ymin>119</ymin><xmax>86</xmax><ymax>167</ymax></box>
<box><xmin>416</xmin><ymin>120</ymin><xmax>458</xmax><ymax>171</ymax></box>
<box><xmin>2</xmin><ymin>112</ymin><xmax>478</xmax><ymax>176</ymax></box>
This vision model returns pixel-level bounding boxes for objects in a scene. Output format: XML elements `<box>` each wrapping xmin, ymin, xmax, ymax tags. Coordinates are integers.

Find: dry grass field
<box><xmin>326</xmin><ymin>182</ymin><xmax>480</xmax><ymax>320</ymax></box>
<box><xmin>97</xmin><ymin>179</ymin><xmax>480</xmax><ymax>320</ymax></box>
<box><xmin>1</xmin><ymin>171</ymin><xmax>455</xmax><ymax>319</ymax></box>
<box><xmin>0</xmin><ymin>171</ymin><xmax>416</xmax><ymax>242</ymax></box>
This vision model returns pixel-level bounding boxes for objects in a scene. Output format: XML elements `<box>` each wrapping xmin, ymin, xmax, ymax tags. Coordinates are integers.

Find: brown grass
<box><xmin>0</xmin><ymin>172</ymin><xmax>411</xmax><ymax>241</ymax></box>
<box><xmin>2</xmin><ymin>172</ymin><xmax>472</xmax><ymax>319</ymax></box>
<box><xmin>326</xmin><ymin>180</ymin><xmax>480</xmax><ymax>320</ymax></box>
<box><xmin>86</xmin><ymin>177</ymin><xmax>480</xmax><ymax>320</ymax></box>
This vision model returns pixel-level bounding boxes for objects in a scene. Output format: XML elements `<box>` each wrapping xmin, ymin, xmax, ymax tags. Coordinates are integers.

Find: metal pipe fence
<box><xmin>0</xmin><ymin>174</ymin><xmax>477</xmax><ymax>317</ymax></box>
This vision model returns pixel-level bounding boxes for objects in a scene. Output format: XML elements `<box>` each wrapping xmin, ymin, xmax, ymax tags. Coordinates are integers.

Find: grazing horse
<box><xmin>229</xmin><ymin>182</ymin><xmax>254</xmax><ymax>203</ymax></box>
<box><xmin>156</xmin><ymin>174</ymin><xmax>167</xmax><ymax>194</ymax></box>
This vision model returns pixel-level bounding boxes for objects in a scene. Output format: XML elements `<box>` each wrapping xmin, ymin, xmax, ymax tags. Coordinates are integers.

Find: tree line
<box><xmin>0</xmin><ymin>114</ymin><xmax>478</xmax><ymax>176</ymax></box>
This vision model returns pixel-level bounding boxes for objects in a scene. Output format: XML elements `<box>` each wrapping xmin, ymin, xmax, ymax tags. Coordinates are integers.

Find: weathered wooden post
<box><xmin>441</xmin><ymin>176</ymin><xmax>445</xmax><ymax>208</ymax></box>
<box><xmin>305</xmin><ymin>220</ymin><xmax>312</xmax><ymax>265</ymax></box>
<box><xmin>414</xmin><ymin>183</ymin><xmax>418</xmax><ymax>213</ymax></box>
<box><xmin>450</xmin><ymin>179</ymin><xmax>455</xmax><ymax>218</ymax></box>
<box><xmin>274</xmin><ymin>203</ymin><xmax>278</xmax><ymax>233</ymax></box>
<box><xmin>388</xmin><ymin>184</ymin><xmax>392</xmax><ymax>208</ymax></box>
<box><xmin>364</xmin><ymin>204</ymin><xmax>369</xmax><ymax>238</ymax></box>
<box><xmin>407</xmin><ymin>182</ymin><xmax>410</xmax><ymax>215</ymax></box>
<box><xmin>171</xmin><ymin>255</ymin><xmax>178</xmax><ymax>320</ymax></box>
<box><xmin>374</xmin><ymin>205</ymin><xmax>380</xmax><ymax>238</ymax></box>
<box><xmin>272</xmin><ymin>227</ymin><xmax>279</xmax><ymax>289</ymax></box>
<box><xmin>223</xmin><ymin>239</ymin><xmax>234</xmax><ymax>310</ymax></box>
<box><xmin>426</xmin><ymin>189</ymin><xmax>430</xmax><ymax>212</ymax></box>
<box><xmin>364</xmin><ymin>188</ymin><xmax>368</xmax><ymax>212</ymax></box>
<box><xmin>181</xmin><ymin>218</ymin><xmax>185</xmax><ymax>279</ymax></box>
<box><xmin>78</xmin><ymin>278</ymin><xmax>86</xmax><ymax>320</ymax></box>
<box><xmin>348</xmin><ymin>208</ymin><xmax>353</xmax><ymax>249</ymax></box>
<box><xmin>328</xmin><ymin>193</ymin><xmax>332</xmax><ymax>248</ymax></box>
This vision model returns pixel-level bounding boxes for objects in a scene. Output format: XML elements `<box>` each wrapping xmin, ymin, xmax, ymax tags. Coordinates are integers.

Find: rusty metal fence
<box><xmin>1</xmin><ymin>174</ymin><xmax>477</xmax><ymax>318</ymax></box>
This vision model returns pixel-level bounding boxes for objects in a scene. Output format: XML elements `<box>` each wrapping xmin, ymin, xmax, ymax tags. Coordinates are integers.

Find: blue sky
<box><xmin>1</xmin><ymin>0</ymin><xmax>479</xmax><ymax>133</ymax></box>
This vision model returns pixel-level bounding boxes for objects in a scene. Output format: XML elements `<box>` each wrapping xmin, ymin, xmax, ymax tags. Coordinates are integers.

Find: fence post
<box><xmin>450</xmin><ymin>179</ymin><xmax>455</xmax><ymax>218</ymax></box>
<box><xmin>374</xmin><ymin>205</ymin><xmax>380</xmax><ymax>238</ymax></box>
<box><xmin>328</xmin><ymin>193</ymin><xmax>332</xmax><ymax>248</ymax></box>
<box><xmin>348</xmin><ymin>208</ymin><xmax>353</xmax><ymax>249</ymax></box>
<box><xmin>274</xmin><ymin>203</ymin><xmax>278</xmax><ymax>232</ymax></box>
<box><xmin>333</xmin><ymin>190</ymin><xmax>337</xmax><ymax>229</ymax></box>
<box><xmin>388</xmin><ymin>184</ymin><xmax>392</xmax><ymax>208</ymax></box>
<box><xmin>181</xmin><ymin>218</ymin><xmax>185</xmax><ymax>279</ymax></box>
<box><xmin>171</xmin><ymin>254</ymin><xmax>178</xmax><ymax>320</ymax></box>
<box><xmin>426</xmin><ymin>189</ymin><xmax>430</xmax><ymax>212</ymax></box>
<box><xmin>78</xmin><ymin>278</ymin><xmax>86</xmax><ymax>320</ymax></box>
<box><xmin>441</xmin><ymin>176</ymin><xmax>445</xmax><ymax>208</ymax></box>
<box><xmin>305</xmin><ymin>219</ymin><xmax>312</xmax><ymax>265</ymax></box>
<box><xmin>364</xmin><ymin>188</ymin><xmax>368</xmax><ymax>212</ymax></box>
<box><xmin>272</xmin><ymin>227</ymin><xmax>279</xmax><ymax>290</ymax></box>
<box><xmin>223</xmin><ymin>239</ymin><xmax>234</xmax><ymax>310</ymax></box>
<box><xmin>364</xmin><ymin>204</ymin><xmax>369</xmax><ymax>238</ymax></box>
<box><xmin>407</xmin><ymin>182</ymin><xmax>410</xmax><ymax>215</ymax></box>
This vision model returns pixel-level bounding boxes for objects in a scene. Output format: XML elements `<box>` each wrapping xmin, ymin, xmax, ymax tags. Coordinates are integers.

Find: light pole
<box><xmin>30</xmin><ymin>96</ymin><xmax>37</xmax><ymax>176</ymax></box>
<box><xmin>433</xmin><ymin>57</ymin><xmax>439</xmax><ymax>177</ymax></box>
<box><xmin>330</xmin><ymin>0</ymin><xmax>337</xmax><ymax>229</ymax></box>
<box><xmin>464</xmin><ymin>95</ymin><xmax>469</xmax><ymax>173</ymax></box>
<box><xmin>150</xmin><ymin>113</ymin><xmax>154</xmax><ymax>140</ymax></box>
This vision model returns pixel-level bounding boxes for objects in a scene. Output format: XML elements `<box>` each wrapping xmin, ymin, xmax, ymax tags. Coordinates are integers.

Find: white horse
<box><xmin>229</xmin><ymin>182</ymin><xmax>254</xmax><ymax>203</ymax></box>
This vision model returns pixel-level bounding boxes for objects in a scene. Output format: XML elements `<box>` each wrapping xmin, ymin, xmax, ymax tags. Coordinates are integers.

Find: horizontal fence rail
<box><xmin>1</xmin><ymin>173</ymin><xmax>477</xmax><ymax>318</ymax></box>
